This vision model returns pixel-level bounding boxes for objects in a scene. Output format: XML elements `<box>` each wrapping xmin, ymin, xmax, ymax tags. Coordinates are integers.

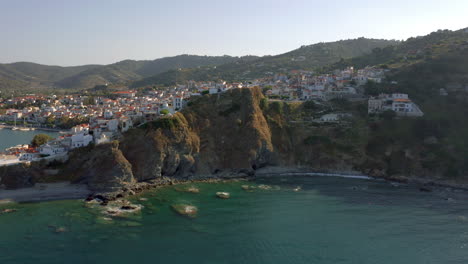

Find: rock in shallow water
<box><xmin>241</xmin><ymin>185</ymin><xmax>256</xmax><ymax>191</ymax></box>
<box><xmin>171</xmin><ymin>204</ymin><xmax>198</xmax><ymax>218</ymax></box>
<box><xmin>54</xmin><ymin>227</ymin><xmax>67</xmax><ymax>233</ymax></box>
<box><xmin>1</xmin><ymin>208</ymin><xmax>17</xmax><ymax>214</ymax></box>
<box><xmin>103</xmin><ymin>200</ymin><xmax>143</xmax><ymax>217</ymax></box>
<box><xmin>258</xmin><ymin>184</ymin><xmax>272</xmax><ymax>190</ymax></box>
<box><xmin>176</xmin><ymin>186</ymin><xmax>200</xmax><ymax>193</ymax></box>
<box><xmin>216</xmin><ymin>192</ymin><xmax>230</xmax><ymax>199</ymax></box>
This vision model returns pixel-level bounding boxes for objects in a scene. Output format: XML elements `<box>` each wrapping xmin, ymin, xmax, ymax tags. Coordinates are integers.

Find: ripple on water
<box><xmin>1</xmin><ymin>177</ymin><xmax>468</xmax><ymax>264</ymax></box>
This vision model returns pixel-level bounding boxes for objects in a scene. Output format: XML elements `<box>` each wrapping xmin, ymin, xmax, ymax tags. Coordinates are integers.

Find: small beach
<box><xmin>0</xmin><ymin>182</ymin><xmax>91</xmax><ymax>203</ymax></box>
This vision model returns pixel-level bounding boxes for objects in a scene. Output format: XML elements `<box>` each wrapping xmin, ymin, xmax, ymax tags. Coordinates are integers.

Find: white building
<box><xmin>19</xmin><ymin>151</ymin><xmax>40</xmax><ymax>161</ymax></box>
<box><xmin>368</xmin><ymin>93</ymin><xmax>424</xmax><ymax>117</ymax></box>
<box><xmin>71</xmin><ymin>132</ymin><xmax>93</xmax><ymax>149</ymax></box>
<box><xmin>173</xmin><ymin>96</ymin><xmax>184</xmax><ymax>110</ymax></box>
<box><xmin>39</xmin><ymin>143</ymin><xmax>66</xmax><ymax>156</ymax></box>
<box><xmin>315</xmin><ymin>113</ymin><xmax>353</xmax><ymax>123</ymax></box>
<box><xmin>95</xmin><ymin>132</ymin><xmax>114</xmax><ymax>145</ymax></box>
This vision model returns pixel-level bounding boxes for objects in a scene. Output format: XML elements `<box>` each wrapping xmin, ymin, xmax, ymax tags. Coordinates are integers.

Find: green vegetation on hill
<box><xmin>332</xmin><ymin>30</ymin><xmax>468</xmax><ymax>179</ymax></box>
<box><xmin>326</xmin><ymin>29</ymin><xmax>468</xmax><ymax>71</ymax></box>
<box><xmin>0</xmin><ymin>55</ymin><xmax>254</xmax><ymax>91</ymax></box>
<box><xmin>131</xmin><ymin>38</ymin><xmax>398</xmax><ymax>87</ymax></box>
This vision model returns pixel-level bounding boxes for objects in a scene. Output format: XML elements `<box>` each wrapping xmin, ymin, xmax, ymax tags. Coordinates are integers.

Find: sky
<box><xmin>1</xmin><ymin>0</ymin><xmax>467</xmax><ymax>66</ymax></box>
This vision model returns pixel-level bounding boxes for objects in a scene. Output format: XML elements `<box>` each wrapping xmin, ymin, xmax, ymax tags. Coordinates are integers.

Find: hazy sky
<box><xmin>1</xmin><ymin>0</ymin><xmax>467</xmax><ymax>66</ymax></box>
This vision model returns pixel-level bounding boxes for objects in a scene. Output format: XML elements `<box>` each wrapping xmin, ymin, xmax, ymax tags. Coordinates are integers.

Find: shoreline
<box><xmin>0</xmin><ymin>124</ymin><xmax>66</xmax><ymax>133</ymax></box>
<box><xmin>2</xmin><ymin>167</ymin><xmax>467</xmax><ymax>204</ymax></box>
<box><xmin>0</xmin><ymin>182</ymin><xmax>91</xmax><ymax>203</ymax></box>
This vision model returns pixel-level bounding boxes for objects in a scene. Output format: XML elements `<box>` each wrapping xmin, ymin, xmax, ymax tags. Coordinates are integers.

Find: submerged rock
<box><xmin>187</xmin><ymin>187</ymin><xmax>200</xmax><ymax>193</ymax></box>
<box><xmin>103</xmin><ymin>200</ymin><xmax>143</xmax><ymax>217</ymax></box>
<box><xmin>176</xmin><ymin>186</ymin><xmax>200</xmax><ymax>193</ymax></box>
<box><xmin>171</xmin><ymin>204</ymin><xmax>198</xmax><ymax>218</ymax></box>
<box><xmin>419</xmin><ymin>187</ymin><xmax>432</xmax><ymax>193</ymax></box>
<box><xmin>54</xmin><ymin>227</ymin><xmax>67</xmax><ymax>233</ymax></box>
<box><xmin>241</xmin><ymin>185</ymin><xmax>256</xmax><ymax>191</ymax></box>
<box><xmin>1</xmin><ymin>208</ymin><xmax>17</xmax><ymax>214</ymax></box>
<box><xmin>258</xmin><ymin>184</ymin><xmax>272</xmax><ymax>190</ymax></box>
<box><xmin>216</xmin><ymin>192</ymin><xmax>230</xmax><ymax>199</ymax></box>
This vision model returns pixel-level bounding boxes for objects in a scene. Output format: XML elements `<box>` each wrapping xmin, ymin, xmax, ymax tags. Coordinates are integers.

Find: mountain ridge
<box><xmin>0</xmin><ymin>55</ymin><xmax>256</xmax><ymax>91</ymax></box>
<box><xmin>131</xmin><ymin>38</ymin><xmax>399</xmax><ymax>87</ymax></box>
<box><xmin>0</xmin><ymin>38</ymin><xmax>398</xmax><ymax>91</ymax></box>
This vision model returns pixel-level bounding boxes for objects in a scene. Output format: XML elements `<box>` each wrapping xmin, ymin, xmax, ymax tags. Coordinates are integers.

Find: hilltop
<box><xmin>0</xmin><ymin>55</ymin><xmax>253</xmax><ymax>92</ymax></box>
<box><xmin>0</xmin><ymin>38</ymin><xmax>398</xmax><ymax>92</ymax></box>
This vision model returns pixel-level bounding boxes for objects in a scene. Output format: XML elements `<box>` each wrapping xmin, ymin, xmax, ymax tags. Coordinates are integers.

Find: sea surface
<box><xmin>0</xmin><ymin>128</ymin><xmax>59</xmax><ymax>151</ymax></box>
<box><xmin>1</xmin><ymin>176</ymin><xmax>468</xmax><ymax>264</ymax></box>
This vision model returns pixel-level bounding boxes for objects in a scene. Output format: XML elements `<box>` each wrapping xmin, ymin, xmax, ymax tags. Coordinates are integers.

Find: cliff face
<box><xmin>62</xmin><ymin>141</ymin><xmax>134</xmax><ymax>192</ymax></box>
<box><xmin>120</xmin><ymin>88</ymin><xmax>274</xmax><ymax>181</ymax></box>
<box><xmin>6</xmin><ymin>87</ymin><xmax>455</xmax><ymax>192</ymax></box>
<box><xmin>1</xmin><ymin>88</ymin><xmax>277</xmax><ymax>190</ymax></box>
<box><xmin>0</xmin><ymin>163</ymin><xmax>39</xmax><ymax>189</ymax></box>
<box><xmin>110</xmin><ymin>87</ymin><xmax>365</xmax><ymax>190</ymax></box>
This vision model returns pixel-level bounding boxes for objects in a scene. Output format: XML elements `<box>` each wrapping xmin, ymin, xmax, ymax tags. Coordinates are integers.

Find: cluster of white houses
<box><xmin>258</xmin><ymin>66</ymin><xmax>385</xmax><ymax>101</ymax></box>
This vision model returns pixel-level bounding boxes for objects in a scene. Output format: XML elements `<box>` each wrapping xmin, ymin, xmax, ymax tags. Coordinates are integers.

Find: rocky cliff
<box><xmin>3</xmin><ymin>87</ymin><xmax>464</xmax><ymax>192</ymax></box>
<box><xmin>119</xmin><ymin>88</ymin><xmax>274</xmax><ymax>181</ymax></box>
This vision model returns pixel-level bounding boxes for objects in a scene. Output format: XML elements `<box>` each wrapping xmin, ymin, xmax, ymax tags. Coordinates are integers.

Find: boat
<box><xmin>12</xmin><ymin>117</ymin><xmax>19</xmax><ymax>130</ymax></box>
<box><xmin>19</xmin><ymin>127</ymin><xmax>30</xmax><ymax>131</ymax></box>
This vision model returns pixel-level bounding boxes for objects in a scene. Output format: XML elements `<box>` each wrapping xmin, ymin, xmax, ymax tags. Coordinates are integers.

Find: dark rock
<box><xmin>419</xmin><ymin>187</ymin><xmax>432</xmax><ymax>192</ymax></box>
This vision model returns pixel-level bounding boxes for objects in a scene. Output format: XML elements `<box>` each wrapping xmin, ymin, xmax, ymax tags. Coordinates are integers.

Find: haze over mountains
<box><xmin>0</xmin><ymin>38</ymin><xmax>398</xmax><ymax>91</ymax></box>
<box><xmin>0</xmin><ymin>55</ymin><xmax>250</xmax><ymax>91</ymax></box>
<box><xmin>1</xmin><ymin>27</ymin><xmax>468</xmax><ymax>92</ymax></box>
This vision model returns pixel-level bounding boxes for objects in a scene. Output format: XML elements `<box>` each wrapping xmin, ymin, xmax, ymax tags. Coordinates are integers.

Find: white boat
<box><xmin>11</xmin><ymin>127</ymin><xmax>19</xmax><ymax>131</ymax></box>
<box><xmin>19</xmin><ymin>127</ymin><xmax>30</xmax><ymax>131</ymax></box>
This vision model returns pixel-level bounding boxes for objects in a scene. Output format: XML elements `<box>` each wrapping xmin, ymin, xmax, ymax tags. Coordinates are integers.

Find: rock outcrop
<box><xmin>62</xmin><ymin>141</ymin><xmax>134</xmax><ymax>192</ymax></box>
<box><xmin>119</xmin><ymin>88</ymin><xmax>274</xmax><ymax>183</ymax></box>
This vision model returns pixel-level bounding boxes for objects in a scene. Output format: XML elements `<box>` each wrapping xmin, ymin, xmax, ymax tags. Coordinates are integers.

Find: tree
<box><xmin>381</xmin><ymin>110</ymin><xmax>397</xmax><ymax>120</ymax></box>
<box><xmin>303</xmin><ymin>100</ymin><xmax>316</xmax><ymax>110</ymax></box>
<box><xmin>83</xmin><ymin>96</ymin><xmax>95</xmax><ymax>105</ymax></box>
<box><xmin>45</xmin><ymin>115</ymin><xmax>56</xmax><ymax>126</ymax></box>
<box><xmin>259</xmin><ymin>98</ymin><xmax>268</xmax><ymax>110</ymax></box>
<box><xmin>160</xmin><ymin>109</ymin><xmax>170</xmax><ymax>115</ymax></box>
<box><xmin>364</xmin><ymin>80</ymin><xmax>385</xmax><ymax>96</ymax></box>
<box><xmin>31</xmin><ymin>134</ymin><xmax>53</xmax><ymax>147</ymax></box>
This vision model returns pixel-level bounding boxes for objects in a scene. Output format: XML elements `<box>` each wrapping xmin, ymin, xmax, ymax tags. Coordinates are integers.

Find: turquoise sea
<box><xmin>0</xmin><ymin>129</ymin><xmax>59</xmax><ymax>151</ymax></box>
<box><xmin>1</xmin><ymin>176</ymin><xmax>468</xmax><ymax>264</ymax></box>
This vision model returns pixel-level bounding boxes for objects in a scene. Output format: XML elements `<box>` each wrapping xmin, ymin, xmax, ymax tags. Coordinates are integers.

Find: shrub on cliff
<box><xmin>269</xmin><ymin>101</ymin><xmax>284</xmax><ymax>114</ymax></box>
<box><xmin>141</xmin><ymin>117</ymin><xmax>181</xmax><ymax>130</ymax></box>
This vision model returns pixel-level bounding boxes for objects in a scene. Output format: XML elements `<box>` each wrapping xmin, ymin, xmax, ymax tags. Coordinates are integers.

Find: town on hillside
<box><xmin>0</xmin><ymin>66</ymin><xmax>425</xmax><ymax>166</ymax></box>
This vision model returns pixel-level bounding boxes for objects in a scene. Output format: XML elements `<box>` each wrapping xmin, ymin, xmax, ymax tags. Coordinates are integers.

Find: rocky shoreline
<box><xmin>1</xmin><ymin>165</ymin><xmax>467</xmax><ymax>204</ymax></box>
<box><xmin>85</xmin><ymin>166</ymin><xmax>468</xmax><ymax>205</ymax></box>
<box><xmin>87</xmin><ymin>175</ymin><xmax>252</xmax><ymax>204</ymax></box>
